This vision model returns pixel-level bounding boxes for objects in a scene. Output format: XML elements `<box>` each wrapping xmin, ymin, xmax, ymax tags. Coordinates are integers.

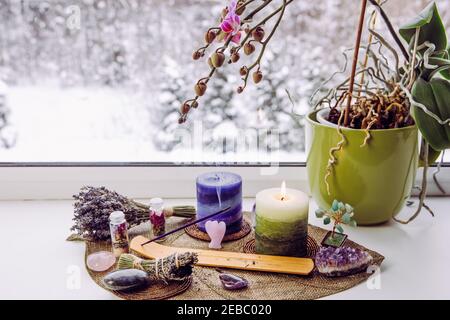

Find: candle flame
<box><xmin>280</xmin><ymin>181</ymin><xmax>287</xmax><ymax>201</ymax></box>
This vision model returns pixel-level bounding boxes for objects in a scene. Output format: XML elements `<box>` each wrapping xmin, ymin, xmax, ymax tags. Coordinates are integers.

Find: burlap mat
<box><xmin>84</xmin><ymin>213</ymin><xmax>384</xmax><ymax>300</ymax></box>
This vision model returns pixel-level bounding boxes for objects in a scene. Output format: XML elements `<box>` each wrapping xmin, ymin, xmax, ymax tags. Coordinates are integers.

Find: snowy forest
<box><xmin>0</xmin><ymin>0</ymin><xmax>449</xmax><ymax>162</ymax></box>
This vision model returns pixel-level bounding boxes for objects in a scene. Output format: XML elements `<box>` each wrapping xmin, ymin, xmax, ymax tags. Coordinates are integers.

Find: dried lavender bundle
<box><xmin>117</xmin><ymin>253</ymin><xmax>198</xmax><ymax>283</ymax></box>
<box><xmin>70</xmin><ymin>186</ymin><xmax>195</xmax><ymax>241</ymax></box>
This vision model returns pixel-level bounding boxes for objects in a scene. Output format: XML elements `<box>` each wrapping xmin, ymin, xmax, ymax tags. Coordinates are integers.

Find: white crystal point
<box><xmin>205</xmin><ymin>220</ymin><xmax>226</xmax><ymax>249</ymax></box>
<box><xmin>87</xmin><ymin>251</ymin><xmax>116</xmax><ymax>272</ymax></box>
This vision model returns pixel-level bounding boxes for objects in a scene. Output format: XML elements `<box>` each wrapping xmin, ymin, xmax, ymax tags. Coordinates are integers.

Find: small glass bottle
<box><xmin>149</xmin><ymin>197</ymin><xmax>166</xmax><ymax>240</ymax></box>
<box><xmin>109</xmin><ymin>211</ymin><xmax>129</xmax><ymax>257</ymax></box>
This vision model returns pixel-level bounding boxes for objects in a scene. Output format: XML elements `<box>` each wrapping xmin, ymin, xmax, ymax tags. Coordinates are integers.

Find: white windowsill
<box><xmin>0</xmin><ymin>197</ymin><xmax>449</xmax><ymax>299</ymax></box>
<box><xmin>0</xmin><ymin>165</ymin><xmax>449</xmax><ymax>200</ymax></box>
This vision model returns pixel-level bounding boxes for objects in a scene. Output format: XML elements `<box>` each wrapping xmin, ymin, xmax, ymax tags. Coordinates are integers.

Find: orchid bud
<box><xmin>244</xmin><ymin>26</ymin><xmax>251</xmax><ymax>34</ymax></box>
<box><xmin>205</xmin><ymin>30</ymin><xmax>216</xmax><ymax>44</ymax></box>
<box><xmin>211</xmin><ymin>52</ymin><xmax>225</xmax><ymax>68</ymax></box>
<box><xmin>239</xmin><ymin>66</ymin><xmax>248</xmax><ymax>76</ymax></box>
<box><xmin>231</xmin><ymin>52</ymin><xmax>240</xmax><ymax>63</ymax></box>
<box><xmin>192</xmin><ymin>51</ymin><xmax>202</xmax><ymax>60</ymax></box>
<box><xmin>221</xmin><ymin>8</ymin><xmax>228</xmax><ymax>18</ymax></box>
<box><xmin>191</xmin><ymin>100</ymin><xmax>199</xmax><ymax>109</ymax></box>
<box><xmin>252</xmin><ymin>27</ymin><xmax>265</xmax><ymax>42</ymax></box>
<box><xmin>244</xmin><ymin>42</ymin><xmax>255</xmax><ymax>55</ymax></box>
<box><xmin>207</xmin><ymin>57</ymin><xmax>214</xmax><ymax>68</ymax></box>
<box><xmin>253</xmin><ymin>70</ymin><xmax>263</xmax><ymax>84</ymax></box>
<box><xmin>195</xmin><ymin>82</ymin><xmax>207</xmax><ymax>96</ymax></box>
<box><xmin>181</xmin><ymin>102</ymin><xmax>191</xmax><ymax>115</ymax></box>
<box><xmin>178</xmin><ymin>117</ymin><xmax>186</xmax><ymax>124</ymax></box>
<box><xmin>237</xmin><ymin>86</ymin><xmax>244</xmax><ymax>94</ymax></box>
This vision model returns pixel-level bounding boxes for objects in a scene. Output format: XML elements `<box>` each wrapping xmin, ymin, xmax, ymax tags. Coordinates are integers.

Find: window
<box><xmin>0</xmin><ymin>0</ymin><xmax>449</xmax><ymax>163</ymax></box>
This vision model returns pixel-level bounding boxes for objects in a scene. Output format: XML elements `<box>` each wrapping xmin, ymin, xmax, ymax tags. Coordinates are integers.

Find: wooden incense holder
<box><xmin>130</xmin><ymin>235</ymin><xmax>314</xmax><ymax>276</ymax></box>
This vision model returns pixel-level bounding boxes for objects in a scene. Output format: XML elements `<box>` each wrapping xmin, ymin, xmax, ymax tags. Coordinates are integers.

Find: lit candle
<box><xmin>196</xmin><ymin>172</ymin><xmax>243</xmax><ymax>235</ymax></box>
<box><xmin>255</xmin><ymin>182</ymin><xmax>309</xmax><ymax>257</ymax></box>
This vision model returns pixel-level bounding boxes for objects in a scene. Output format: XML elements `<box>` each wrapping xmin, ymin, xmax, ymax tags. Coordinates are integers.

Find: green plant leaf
<box><xmin>412</xmin><ymin>77</ymin><xmax>450</xmax><ymax>151</ymax></box>
<box><xmin>419</xmin><ymin>141</ymin><xmax>441</xmax><ymax>166</ymax></box>
<box><xmin>336</xmin><ymin>225</ymin><xmax>344</xmax><ymax>234</ymax></box>
<box><xmin>349</xmin><ymin>220</ymin><xmax>357</xmax><ymax>227</ymax></box>
<box><xmin>399</xmin><ymin>2</ymin><xmax>448</xmax><ymax>52</ymax></box>
<box><xmin>323</xmin><ymin>216</ymin><xmax>331</xmax><ymax>225</ymax></box>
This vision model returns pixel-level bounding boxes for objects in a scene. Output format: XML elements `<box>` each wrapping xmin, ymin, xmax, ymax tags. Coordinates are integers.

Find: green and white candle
<box><xmin>255</xmin><ymin>182</ymin><xmax>309</xmax><ymax>257</ymax></box>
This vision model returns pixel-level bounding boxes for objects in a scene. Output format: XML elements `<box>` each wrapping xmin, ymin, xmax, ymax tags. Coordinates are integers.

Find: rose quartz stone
<box><xmin>87</xmin><ymin>251</ymin><xmax>116</xmax><ymax>272</ymax></box>
<box><xmin>205</xmin><ymin>220</ymin><xmax>226</xmax><ymax>249</ymax></box>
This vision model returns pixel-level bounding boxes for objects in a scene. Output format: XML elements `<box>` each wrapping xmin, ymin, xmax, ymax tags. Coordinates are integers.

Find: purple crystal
<box><xmin>219</xmin><ymin>273</ymin><xmax>249</xmax><ymax>290</ymax></box>
<box><xmin>315</xmin><ymin>246</ymin><xmax>373</xmax><ymax>277</ymax></box>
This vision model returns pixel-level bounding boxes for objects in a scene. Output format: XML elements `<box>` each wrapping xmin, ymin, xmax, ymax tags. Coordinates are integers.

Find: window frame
<box><xmin>0</xmin><ymin>162</ymin><xmax>449</xmax><ymax>200</ymax></box>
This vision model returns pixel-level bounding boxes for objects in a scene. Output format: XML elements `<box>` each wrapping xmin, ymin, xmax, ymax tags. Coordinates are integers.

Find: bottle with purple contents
<box><xmin>109</xmin><ymin>211</ymin><xmax>129</xmax><ymax>257</ymax></box>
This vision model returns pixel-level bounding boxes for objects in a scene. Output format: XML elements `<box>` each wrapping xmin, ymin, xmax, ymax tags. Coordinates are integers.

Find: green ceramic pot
<box><xmin>306</xmin><ymin>110</ymin><xmax>419</xmax><ymax>225</ymax></box>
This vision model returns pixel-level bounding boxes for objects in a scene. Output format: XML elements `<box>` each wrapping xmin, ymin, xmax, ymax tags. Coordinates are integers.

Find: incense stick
<box><xmin>141</xmin><ymin>206</ymin><xmax>232</xmax><ymax>246</ymax></box>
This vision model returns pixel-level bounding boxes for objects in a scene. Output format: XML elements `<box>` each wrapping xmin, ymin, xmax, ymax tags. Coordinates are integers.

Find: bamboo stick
<box><xmin>344</xmin><ymin>0</ymin><xmax>368</xmax><ymax>127</ymax></box>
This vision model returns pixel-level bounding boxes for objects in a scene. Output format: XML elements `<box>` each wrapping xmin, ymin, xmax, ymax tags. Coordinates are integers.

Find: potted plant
<box><xmin>177</xmin><ymin>0</ymin><xmax>449</xmax><ymax>225</ymax></box>
<box><xmin>307</xmin><ymin>0</ymin><xmax>449</xmax><ymax>225</ymax></box>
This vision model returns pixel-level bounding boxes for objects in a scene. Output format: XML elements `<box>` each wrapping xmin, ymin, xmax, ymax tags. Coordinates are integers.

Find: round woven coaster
<box><xmin>85</xmin><ymin>240</ymin><xmax>192</xmax><ymax>300</ymax></box>
<box><xmin>242</xmin><ymin>236</ymin><xmax>319</xmax><ymax>258</ymax></box>
<box><xmin>185</xmin><ymin>218</ymin><xmax>252</xmax><ymax>242</ymax></box>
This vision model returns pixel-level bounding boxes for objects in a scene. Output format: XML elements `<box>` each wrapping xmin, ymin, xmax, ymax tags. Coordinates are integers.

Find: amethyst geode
<box><xmin>315</xmin><ymin>246</ymin><xmax>373</xmax><ymax>277</ymax></box>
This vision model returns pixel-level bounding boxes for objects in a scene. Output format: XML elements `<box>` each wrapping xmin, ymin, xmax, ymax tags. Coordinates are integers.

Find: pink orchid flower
<box><xmin>220</xmin><ymin>1</ymin><xmax>242</xmax><ymax>44</ymax></box>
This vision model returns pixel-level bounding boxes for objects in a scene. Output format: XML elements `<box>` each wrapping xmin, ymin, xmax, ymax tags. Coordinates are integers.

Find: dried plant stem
<box><xmin>394</xmin><ymin>140</ymin><xmax>434</xmax><ymax>224</ymax></box>
<box><xmin>433</xmin><ymin>150</ymin><xmax>446</xmax><ymax>195</ymax></box>
<box><xmin>368</xmin><ymin>0</ymin><xmax>409</xmax><ymax>61</ymax></box>
<box><xmin>360</xmin><ymin>117</ymin><xmax>377</xmax><ymax>147</ymax></box>
<box><xmin>344</xmin><ymin>0</ymin><xmax>368</xmax><ymax>127</ymax></box>
<box><xmin>324</xmin><ymin>94</ymin><xmax>348</xmax><ymax>196</ymax></box>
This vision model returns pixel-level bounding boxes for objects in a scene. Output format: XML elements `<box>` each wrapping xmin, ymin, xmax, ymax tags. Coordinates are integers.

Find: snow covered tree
<box><xmin>201</xmin><ymin>70</ymin><xmax>240</xmax><ymax>154</ymax></box>
<box><xmin>0</xmin><ymin>80</ymin><xmax>14</xmax><ymax>148</ymax></box>
<box><xmin>152</xmin><ymin>57</ymin><xmax>191</xmax><ymax>152</ymax></box>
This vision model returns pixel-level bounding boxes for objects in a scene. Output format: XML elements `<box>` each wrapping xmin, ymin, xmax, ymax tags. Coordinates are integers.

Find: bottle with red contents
<box><xmin>149</xmin><ymin>198</ymin><xmax>166</xmax><ymax>240</ymax></box>
<box><xmin>109</xmin><ymin>211</ymin><xmax>129</xmax><ymax>257</ymax></box>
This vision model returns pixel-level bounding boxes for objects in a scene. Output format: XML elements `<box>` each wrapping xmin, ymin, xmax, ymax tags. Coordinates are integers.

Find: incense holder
<box><xmin>196</xmin><ymin>172</ymin><xmax>243</xmax><ymax>235</ymax></box>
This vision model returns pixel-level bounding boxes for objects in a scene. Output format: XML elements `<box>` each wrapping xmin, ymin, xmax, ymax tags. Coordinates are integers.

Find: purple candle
<box><xmin>196</xmin><ymin>172</ymin><xmax>243</xmax><ymax>235</ymax></box>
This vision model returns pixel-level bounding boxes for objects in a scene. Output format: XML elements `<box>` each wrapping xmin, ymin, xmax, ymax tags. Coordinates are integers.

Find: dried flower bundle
<box><xmin>70</xmin><ymin>186</ymin><xmax>195</xmax><ymax>241</ymax></box>
<box><xmin>118</xmin><ymin>252</ymin><xmax>198</xmax><ymax>283</ymax></box>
